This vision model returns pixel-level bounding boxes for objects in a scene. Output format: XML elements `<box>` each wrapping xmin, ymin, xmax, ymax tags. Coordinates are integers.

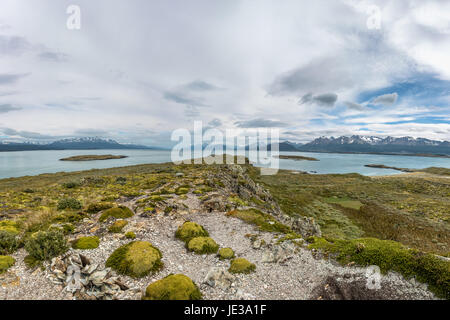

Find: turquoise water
<box><xmin>0</xmin><ymin>149</ymin><xmax>449</xmax><ymax>179</ymax></box>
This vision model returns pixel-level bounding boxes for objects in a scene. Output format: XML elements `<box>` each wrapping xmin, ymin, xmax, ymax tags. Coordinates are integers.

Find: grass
<box><xmin>226</xmin><ymin>208</ymin><xmax>291</xmax><ymax>234</ymax></box>
<box><xmin>254</xmin><ymin>168</ymin><xmax>450</xmax><ymax>255</ymax></box>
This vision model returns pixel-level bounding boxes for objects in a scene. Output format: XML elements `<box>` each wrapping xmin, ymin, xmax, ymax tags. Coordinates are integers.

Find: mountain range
<box><xmin>0</xmin><ymin>137</ymin><xmax>161</xmax><ymax>152</ymax></box>
<box><xmin>274</xmin><ymin>135</ymin><xmax>450</xmax><ymax>156</ymax></box>
<box><xmin>1</xmin><ymin>135</ymin><xmax>449</xmax><ymax>156</ymax></box>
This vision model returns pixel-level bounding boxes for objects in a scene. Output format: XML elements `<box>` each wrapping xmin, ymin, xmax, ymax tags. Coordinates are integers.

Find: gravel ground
<box><xmin>0</xmin><ymin>193</ymin><xmax>437</xmax><ymax>300</ymax></box>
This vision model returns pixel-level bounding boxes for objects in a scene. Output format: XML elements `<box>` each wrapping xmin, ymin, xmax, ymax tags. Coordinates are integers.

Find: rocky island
<box><xmin>60</xmin><ymin>155</ymin><xmax>128</xmax><ymax>161</ymax></box>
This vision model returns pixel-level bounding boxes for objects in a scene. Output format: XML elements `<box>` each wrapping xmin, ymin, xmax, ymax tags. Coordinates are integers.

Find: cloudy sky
<box><xmin>0</xmin><ymin>0</ymin><xmax>449</xmax><ymax>146</ymax></box>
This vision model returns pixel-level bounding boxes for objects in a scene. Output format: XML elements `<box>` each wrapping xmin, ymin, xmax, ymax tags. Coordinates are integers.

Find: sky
<box><xmin>0</xmin><ymin>0</ymin><xmax>449</xmax><ymax>147</ymax></box>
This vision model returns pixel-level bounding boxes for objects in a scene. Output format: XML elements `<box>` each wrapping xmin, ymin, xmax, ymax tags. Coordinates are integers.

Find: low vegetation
<box><xmin>99</xmin><ymin>206</ymin><xmax>133</xmax><ymax>222</ymax></box>
<box><xmin>142</xmin><ymin>274</ymin><xmax>202</xmax><ymax>300</ymax></box>
<box><xmin>187</xmin><ymin>236</ymin><xmax>219</xmax><ymax>254</ymax></box>
<box><xmin>218</xmin><ymin>247</ymin><xmax>235</xmax><ymax>260</ymax></box>
<box><xmin>229</xmin><ymin>258</ymin><xmax>256</xmax><ymax>274</ymax></box>
<box><xmin>24</xmin><ymin>230</ymin><xmax>68</xmax><ymax>265</ymax></box>
<box><xmin>106</xmin><ymin>241</ymin><xmax>163</xmax><ymax>278</ymax></box>
<box><xmin>175</xmin><ymin>221</ymin><xmax>209</xmax><ymax>242</ymax></box>
<box><xmin>0</xmin><ymin>255</ymin><xmax>15</xmax><ymax>273</ymax></box>
<box><xmin>108</xmin><ymin>220</ymin><xmax>128</xmax><ymax>233</ymax></box>
<box><xmin>308</xmin><ymin>236</ymin><xmax>450</xmax><ymax>299</ymax></box>
<box><xmin>72</xmin><ymin>236</ymin><xmax>100</xmax><ymax>249</ymax></box>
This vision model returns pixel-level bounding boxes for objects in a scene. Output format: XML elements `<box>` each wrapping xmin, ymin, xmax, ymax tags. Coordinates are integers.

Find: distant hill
<box><xmin>0</xmin><ymin>137</ymin><xmax>162</xmax><ymax>152</ymax></box>
<box><xmin>271</xmin><ymin>135</ymin><xmax>450</xmax><ymax>156</ymax></box>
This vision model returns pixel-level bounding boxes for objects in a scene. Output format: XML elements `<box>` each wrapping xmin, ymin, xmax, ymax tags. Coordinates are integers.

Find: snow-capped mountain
<box><xmin>0</xmin><ymin>137</ymin><xmax>159</xmax><ymax>151</ymax></box>
<box><xmin>296</xmin><ymin>135</ymin><xmax>450</xmax><ymax>155</ymax></box>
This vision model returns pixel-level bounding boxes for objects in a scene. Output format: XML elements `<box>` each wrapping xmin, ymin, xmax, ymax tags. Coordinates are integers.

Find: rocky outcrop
<box><xmin>48</xmin><ymin>252</ymin><xmax>129</xmax><ymax>300</ymax></box>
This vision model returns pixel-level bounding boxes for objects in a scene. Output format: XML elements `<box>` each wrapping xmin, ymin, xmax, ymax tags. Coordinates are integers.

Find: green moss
<box><xmin>308</xmin><ymin>237</ymin><xmax>450</xmax><ymax>299</ymax></box>
<box><xmin>175</xmin><ymin>187</ymin><xmax>190</xmax><ymax>195</ymax></box>
<box><xmin>150</xmin><ymin>195</ymin><xmax>165</xmax><ymax>202</ymax></box>
<box><xmin>0</xmin><ymin>220</ymin><xmax>20</xmax><ymax>235</ymax></box>
<box><xmin>229</xmin><ymin>258</ymin><xmax>256</xmax><ymax>274</ymax></box>
<box><xmin>218</xmin><ymin>247</ymin><xmax>235</xmax><ymax>260</ymax></box>
<box><xmin>72</xmin><ymin>236</ymin><xmax>100</xmax><ymax>249</ymax></box>
<box><xmin>187</xmin><ymin>237</ymin><xmax>219</xmax><ymax>254</ymax></box>
<box><xmin>0</xmin><ymin>255</ymin><xmax>15</xmax><ymax>273</ymax></box>
<box><xmin>143</xmin><ymin>274</ymin><xmax>202</xmax><ymax>300</ymax></box>
<box><xmin>86</xmin><ymin>202</ymin><xmax>113</xmax><ymax>214</ymax></box>
<box><xmin>24</xmin><ymin>230</ymin><xmax>68</xmax><ymax>261</ymax></box>
<box><xmin>125</xmin><ymin>231</ymin><xmax>136</xmax><ymax>239</ymax></box>
<box><xmin>108</xmin><ymin>220</ymin><xmax>128</xmax><ymax>233</ymax></box>
<box><xmin>99</xmin><ymin>206</ymin><xmax>134</xmax><ymax>222</ymax></box>
<box><xmin>226</xmin><ymin>209</ymin><xmax>291</xmax><ymax>234</ymax></box>
<box><xmin>175</xmin><ymin>221</ymin><xmax>209</xmax><ymax>242</ymax></box>
<box><xmin>228</xmin><ymin>196</ymin><xmax>248</xmax><ymax>207</ymax></box>
<box><xmin>106</xmin><ymin>241</ymin><xmax>163</xmax><ymax>278</ymax></box>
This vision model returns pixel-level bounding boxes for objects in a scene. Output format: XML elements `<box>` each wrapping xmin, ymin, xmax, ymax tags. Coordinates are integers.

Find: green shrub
<box><xmin>142</xmin><ymin>274</ymin><xmax>202</xmax><ymax>300</ymax></box>
<box><xmin>86</xmin><ymin>202</ymin><xmax>113</xmax><ymax>214</ymax></box>
<box><xmin>57</xmin><ymin>198</ymin><xmax>82</xmax><ymax>211</ymax></box>
<box><xmin>218</xmin><ymin>248</ymin><xmax>235</xmax><ymax>260</ymax></box>
<box><xmin>62</xmin><ymin>181</ymin><xmax>80</xmax><ymax>189</ymax></box>
<box><xmin>175</xmin><ymin>221</ymin><xmax>209</xmax><ymax>242</ymax></box>
<box><xmin>99</xmin><ymin>206</ymin><xmax>134</xmax><ymax>222</ymax></box>
<box><xmin>106</xmin><ymin>241</ymin><xmax>163</xmax><ymax>278</ymax></box>
<box><xmin>72</xmin><ymin>236</ymin><xmax>100</xmax><ymax>249</ymax></box>
<box><xmin>109</xmin><ymin>220</ymin><xmax>128</xmax><ymax>233</ymax></box>
<box><xmin>229</xmin><ymin>258</ymin><xmax>256</xmax><ymax>274</ymax></box>
<box><xmin>187</xmin><ymin>237</ymin><xmax>219</xmax><ymax>254</ymax></box>
<box><xmin>125</xmin><ymin>231</ymin><xmax>136</xmax><ymax>239</ymax></box>
<box><xmin>24</xmin><ymin>230</ymin><xmax>68</xmax><ymax>261</ymax></box>
<box><xmin>0</xmin><ymin>231</ymin><xmax>19</xmax><ymax>255</ymax></box>
<box><xmin>308</xmin><ymin>237</ymin><xmax>450</xmax><ymax>299</ymax></box>
<box><xmin>0</xmin><ymin>255</ymin><xmax>15</xmax><ymax>274</ymax></box>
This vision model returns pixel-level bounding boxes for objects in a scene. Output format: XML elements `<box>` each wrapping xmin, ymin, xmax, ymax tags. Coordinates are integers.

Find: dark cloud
<box><xmin>0</xmin><ymin>73</ymin><xmax>30</xmax><ymax>85</ymax></box>
<box><xmin>208</xmin><ymin>118</ymin><xmax>222</xmax><ymax>127</ymax></box>
<box><xmin>0</xmin><ymin>127</ymin><xmax>54</xmax><ymax>140</ymax></box>
<box><xmin>0</xmin><ymin>35</ymin><xmax>31</xmax><ymax>55</ymax></box>
<box><xmin>234</xmin><ymin>118</ymin><xmax>289</xmax><ymax>128</ymax></box>
<box><xmin>38</xmin><ymin>51</ymin><xmax>68</xmax><ymax>62</ymax></box>
<box><xmin>163</xmin><ymin>91</ymin><xmax>206</xmax><ymax>107</ymax></box>
<box><xmin>0</xmin><ymin>104</ymin><xmax>21</xmax><ymax>113</ymax></box>
<box><xmin>184</xmin><ymin>80</ymin><xmax>220</xmax><ymax>91</ymax></box>
<box><xmin>371</xmin><ymin>92</ymin><xmax>398</xmax><ymax>106</ymax></box>
<box><xmin>299</xmin><ymin>93</ymin><xmax>338</xmax><ymax>107</ymax></box>
<box><xmin>267</xmin><ymin>57</ymin><xmax>355</xmax><ymax>96</ymax></box>
<box><xmin>344</xmin><ymin>101</ymin><xmax>365</xmax><ymax>111</ymax></box>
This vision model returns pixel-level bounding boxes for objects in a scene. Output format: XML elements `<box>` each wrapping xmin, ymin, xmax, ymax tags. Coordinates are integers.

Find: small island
<box><xmin>59</xmin><ymin>155</ymin><xmax>128</xmax><ymax>161</ymax></box>
<box><xmin>364</xmin><ymin>164</ymin><xmax>413</xmax><ymax>172</ymax></box>
<box><xmin>276</xmin><ymin>155</ymin><xmax>319</xmax><ymax>161</ymax></box>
